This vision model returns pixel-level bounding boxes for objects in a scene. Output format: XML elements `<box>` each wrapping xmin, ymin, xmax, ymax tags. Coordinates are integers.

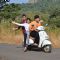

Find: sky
<box><xmin>8</xmin><ymin>0</ymin><xmax>28</xmax><ymax>4</ymax></box>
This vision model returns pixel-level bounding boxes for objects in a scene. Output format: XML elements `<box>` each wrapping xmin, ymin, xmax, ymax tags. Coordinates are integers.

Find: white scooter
<box><xmin>27</xmin><ymin>26</ymin><xmax>52</xmax><ymax>53</ymax></box>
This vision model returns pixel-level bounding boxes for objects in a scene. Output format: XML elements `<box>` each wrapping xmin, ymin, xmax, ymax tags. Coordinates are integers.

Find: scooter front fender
<box><xmin>42</xmin><ymin>40</ymin><xmax>52</xmax><ymax>47</ymax></box>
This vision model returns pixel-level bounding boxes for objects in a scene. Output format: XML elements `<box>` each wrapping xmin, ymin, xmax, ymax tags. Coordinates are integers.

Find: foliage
<box><xmin>0</xmin><ymin>0</ymin><xmax>60</xmax><ymax>28</ymax></box>
<box><xmin>0</xmin><ymin>3</ymin><xmax>21</xmax><ymax>21</ymax></box>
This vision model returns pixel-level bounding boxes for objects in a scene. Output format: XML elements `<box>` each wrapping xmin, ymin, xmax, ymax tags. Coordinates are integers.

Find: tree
<box><xmin>0</xmin><ymin>0</ymin><xmax>10</xmax><ymax>9</ymax></box>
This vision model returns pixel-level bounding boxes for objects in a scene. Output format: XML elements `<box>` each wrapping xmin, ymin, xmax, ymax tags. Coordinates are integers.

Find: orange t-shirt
<box><xmin>29</xmin><ymin>21</ymin><xmax>41</xmax><ymax>31</ymax></box>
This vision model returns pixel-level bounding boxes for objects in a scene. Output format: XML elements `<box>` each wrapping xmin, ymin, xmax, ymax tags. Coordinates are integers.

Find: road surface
<box><xmin>0</xmin><ymin>44</ymin><xmax>60</xmax><ymax>60</ymax></box>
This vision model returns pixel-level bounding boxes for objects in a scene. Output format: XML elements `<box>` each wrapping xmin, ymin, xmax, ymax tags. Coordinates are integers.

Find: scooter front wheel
<box><xmin>43</xmin><ymin>45</ymin><xmax>52</xmax><ymax>53</ymax></box>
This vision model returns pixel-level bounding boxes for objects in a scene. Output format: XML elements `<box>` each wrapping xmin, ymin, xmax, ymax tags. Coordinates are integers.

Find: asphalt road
<box><xmin>0</xmin><ymin>44</ymin><xmax>60</xmax><ymax>60</ymax></box>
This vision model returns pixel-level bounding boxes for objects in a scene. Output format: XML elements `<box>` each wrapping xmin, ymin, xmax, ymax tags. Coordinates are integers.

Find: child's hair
<box><xmin>34</xmin><ymin>15</ymin><xmax>39</xmax><ymax>19</ymax></box>
<box><xmin>22</xmin><ymin>14</ymin><xmax>26</xmax><ymax>17</ymax></box>
<box><xmin>27</xmin><ymin>18</ymin><xmax>31</xmax><ymax>20</ymax></box>
<box><xmin>27</xmin><ymin>18</ymin><xmax>31</xmax><ymax>22</ymax></box>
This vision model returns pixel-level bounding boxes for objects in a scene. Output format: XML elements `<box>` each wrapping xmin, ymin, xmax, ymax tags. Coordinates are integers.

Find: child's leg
<box><xmin>24</xmin><ymin>33</ymin><xmax>27</xmax><ymax>47</ymax></box>
<box><xmin>24</xmin><ymin>31</ymin><xmax>30</xmax><ymax>52</ymax></box>
<box><xmin>26</xmin><ymin>31</ymin><xmax>30</xmax><ymax>45</ymax></box>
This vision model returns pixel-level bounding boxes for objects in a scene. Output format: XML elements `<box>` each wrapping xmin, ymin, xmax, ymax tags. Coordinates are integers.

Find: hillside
<box><xmin>0</xmin><ymin>0</ymin><xmax>60</xmax><ymax>27</ymax></box>
<box><xmin>28</xmin><ymin>0</ymin><xmax>38</xmax><ymax>3</ymax></box>
<box><xmin>0</xmin><ymin>0</ymin><xmax>60</xmax><ymax>48</ymax></box>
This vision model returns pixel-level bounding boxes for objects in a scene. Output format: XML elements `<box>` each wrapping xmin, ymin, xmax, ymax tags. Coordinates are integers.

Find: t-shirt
<box><xmin>21</xmin><ymin>19</ymin><xmax>27</xmax><ymax>23</ymax></box>
<box><xmin>29</xmin><ymin>21</ymin><xmax>41</xmax><ymax>31</ymax></box>
<box><xmin>21</xmin><ymin>19</ymin><xmax>27</xmax><ymax>33</ymax></box>
<box><xmin>13</xmin><ymin>22</ymin><xmax>29</xmax><ymax>32</ymax></box>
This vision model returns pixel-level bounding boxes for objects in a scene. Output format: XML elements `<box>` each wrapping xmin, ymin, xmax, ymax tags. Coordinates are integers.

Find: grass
<box><xmin>0</xmin><ymin>22</ymin><xmax>23</xmax><ymax>45</ymax></box>
<box><xmin>0</xmin><ymin>22</ymin><xmax>60</xmax><ymax>48</ymax></box>
<box><xmin>46</xmin><ymin>27</ymin><xmax>60</xmax><ymax>48</ymax></box>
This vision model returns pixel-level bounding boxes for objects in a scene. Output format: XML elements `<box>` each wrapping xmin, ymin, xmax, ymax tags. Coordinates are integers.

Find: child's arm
<box><xmin>12</xmin><ymin>21</ymin><xmax>25</xmax><ymax>26</ymax></box>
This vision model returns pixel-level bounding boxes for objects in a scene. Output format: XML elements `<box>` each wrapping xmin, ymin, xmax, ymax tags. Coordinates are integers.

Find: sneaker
<box><xmin>24</xmin><ymin>47</ymin><xmax>27</xmax><ymax>52</ymax></box>
<box><xmin>33</xmin><ymin>43</ymin><xmax>38</xmax><ymax>46</ymax></box>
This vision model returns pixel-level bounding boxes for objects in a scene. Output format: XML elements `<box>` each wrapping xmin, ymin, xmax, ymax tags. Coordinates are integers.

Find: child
<box><xmin>29</xmin><ymin>15</ymin><xmax>41</xmax><ymax>45</ymax></box>
<box><xmin>12</xmin><ymin>18</ymin><xmax>31</xmax><ymax>52</ymax></box>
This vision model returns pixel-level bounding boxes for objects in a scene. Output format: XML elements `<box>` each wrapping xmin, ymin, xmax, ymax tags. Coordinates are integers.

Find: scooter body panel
<box><xmin>38</xmin><ymin>31</ymin><xmax>51</xmax><ymax>48</ymax></box>
<box><xmin>28</xmin><ymin>30</ymin><xmax>52</xmax><ymax>49</ymax></box>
